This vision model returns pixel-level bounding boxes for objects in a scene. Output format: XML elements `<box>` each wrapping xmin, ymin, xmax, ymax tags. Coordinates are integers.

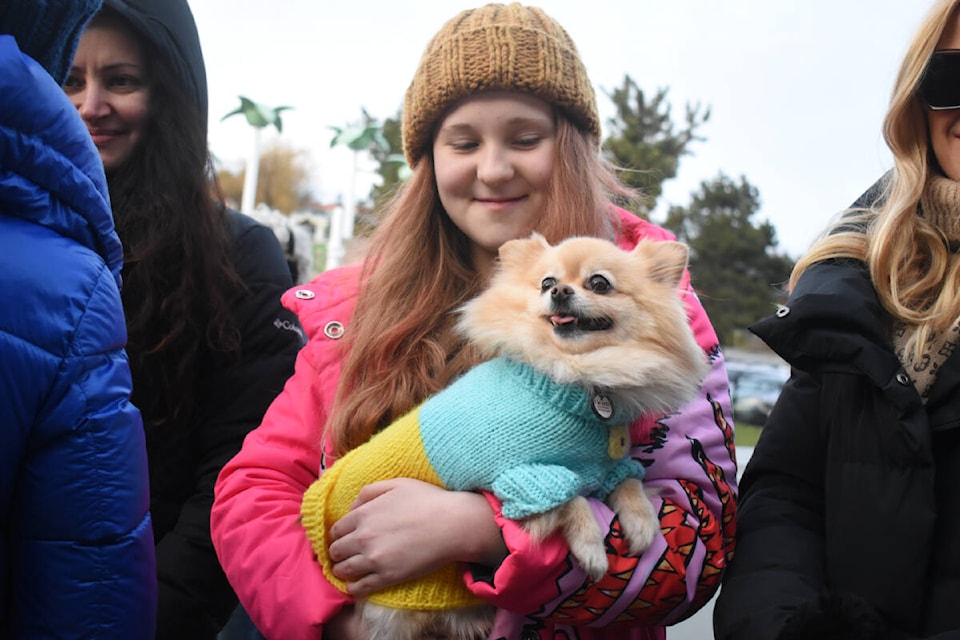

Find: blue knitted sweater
<box><xmin>421</xmin><ymin>357</ymin><xmax>646</xmax><ymax>519</ymax></box>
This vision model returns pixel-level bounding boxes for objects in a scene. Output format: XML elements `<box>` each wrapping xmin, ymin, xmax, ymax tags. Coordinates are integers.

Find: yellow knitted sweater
<box><xmin>300</xmin><ymin>407</ymin><xmax>484</xmax><ymax>610</ymax></box>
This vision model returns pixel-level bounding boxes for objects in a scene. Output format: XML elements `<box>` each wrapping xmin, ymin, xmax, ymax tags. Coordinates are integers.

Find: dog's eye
<box><xmin>587</xmin><ymin>274</ymin><xmax>612</xmax><ymax>294</ymax></box>
<box><xmin>540</xmin><ymin>277</ymin><xmax>557</xmax><ymax>292</ymax></box>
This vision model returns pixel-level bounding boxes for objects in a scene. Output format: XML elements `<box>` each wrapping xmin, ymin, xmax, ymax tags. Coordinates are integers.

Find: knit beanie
<box><xmin>0</xmin><ymin>0</ymin><xmax>103</xmax><ymax>84</ymax></box>
<box><xmin>102</xmin><ymin>0</ymin><xmax>208</xmax><ymax>127</ymax></box>
<box><xmin>402</xmin><ymin>2</ymin><xmax>600</xmax><ymax>167</ymax></box>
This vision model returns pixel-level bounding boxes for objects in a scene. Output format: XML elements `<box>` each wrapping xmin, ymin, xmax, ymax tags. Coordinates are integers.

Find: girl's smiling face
<box><xmin>433</xmin><ymin>91</ymin><xmax>557</xmax><ymax>274</ymax></box>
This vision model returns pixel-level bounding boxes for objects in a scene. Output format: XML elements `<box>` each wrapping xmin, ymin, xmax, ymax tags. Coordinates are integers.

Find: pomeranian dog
<box><xmin>300</xmin><ymin>233</ymin><xmax>708</xmax><ymax>640</ymax></box>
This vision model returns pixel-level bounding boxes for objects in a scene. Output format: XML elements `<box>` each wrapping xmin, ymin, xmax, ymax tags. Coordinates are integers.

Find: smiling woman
<box><xmin>433</xmin><ymin>92</ymin><xmax>557</xmax><ymax>274</ymax></box>
<box><xmin>64</xmin><ymin>12</ymin><xmax>149</xmax><ymax>172</ymax></box>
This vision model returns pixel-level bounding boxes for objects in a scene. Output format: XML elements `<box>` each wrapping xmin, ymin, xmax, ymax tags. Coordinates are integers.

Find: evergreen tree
<box><xmin>368</xmin><ymin>112</ymin><xmax>406</xmax><ymax>209</ymax></box>
<box><xmin>603</xmin><ymin>75</ymin><xmax>710</xmax><ymax>217</ymax></box>
<box><xmin>328</xmin><ymin>108</ymin><xmax>405</xmax><ymax>239</ymax></box>
<box><xmin>664</xmin><ymin>173</ymin><xmax>795</xmax><ymax>346</ymax></box>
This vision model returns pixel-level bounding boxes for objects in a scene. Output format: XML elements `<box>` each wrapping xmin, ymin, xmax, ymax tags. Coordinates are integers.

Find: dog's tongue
<box><xmin>551</xmin><ymin>314</ymin><xmax>576</xmax><ymax>325</ymax></box>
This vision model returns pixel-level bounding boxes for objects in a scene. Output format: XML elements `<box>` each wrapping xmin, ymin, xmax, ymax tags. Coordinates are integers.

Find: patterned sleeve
<box><xmin>464</xmin><ymin>273</ymin><xmax>738</xmax><ymax>630</ymax></box>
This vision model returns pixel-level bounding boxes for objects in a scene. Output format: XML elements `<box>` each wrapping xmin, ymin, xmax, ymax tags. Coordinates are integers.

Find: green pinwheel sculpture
<box><xmin>222</xmin><ymin>96</ymin><xmax>293</xmax><ymax>213</ymax></box>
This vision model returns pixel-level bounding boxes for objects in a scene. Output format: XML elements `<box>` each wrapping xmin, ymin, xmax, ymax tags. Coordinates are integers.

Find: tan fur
<box><xmin>459</xmin><ymin>233</ymin><xmax>707</xmax><ymax>582</ymax></box>
<box><xmin>458</xmin><ymin>234</ymin><xmax>707</xmax><ymax>418</ymax></box>
<box><xmin>361</xmin><ymin>602</ymin><xmax>494</xmax><ymax>640</ymax></box>
<box><xmin>361</xmin><ymin>233</ymin><xmax>708</xmax><ymax>637</ymax></box>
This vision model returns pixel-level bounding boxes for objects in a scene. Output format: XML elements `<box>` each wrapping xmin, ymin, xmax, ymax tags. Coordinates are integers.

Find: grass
<box><xmin>734</xmin><ymin>423</ymin><xmax>762</xmax><ymax>447</ymax></box>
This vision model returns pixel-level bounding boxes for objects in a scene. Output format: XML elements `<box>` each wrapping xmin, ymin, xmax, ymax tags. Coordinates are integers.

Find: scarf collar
<box><xmin>920</xmin><ymin>174</ymin><xmax>960</xmax><ymax>250</ymax></box>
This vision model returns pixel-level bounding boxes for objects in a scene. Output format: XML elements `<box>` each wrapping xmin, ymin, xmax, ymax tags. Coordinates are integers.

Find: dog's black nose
<box><xmin>551</xmin><ymin>284</ymin><xmax>574</xmax><ymax>301</ymax></box>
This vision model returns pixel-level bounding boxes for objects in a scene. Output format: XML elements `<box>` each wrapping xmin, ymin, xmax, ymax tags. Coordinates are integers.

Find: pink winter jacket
<box><xmin>211</xmin><ymin>210</ymin><xmax>738</xmax><ymax>640</ymax></box>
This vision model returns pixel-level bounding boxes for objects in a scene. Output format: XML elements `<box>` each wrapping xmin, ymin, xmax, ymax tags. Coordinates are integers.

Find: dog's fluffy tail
<box><xmin>361</xmin><ymin>602</ymin><xmax>495</xmax><ymax>640</ymax></box>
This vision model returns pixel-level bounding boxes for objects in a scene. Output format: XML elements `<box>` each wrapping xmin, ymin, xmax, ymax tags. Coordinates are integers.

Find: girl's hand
<box><xmin>327</xmin><ymin>478</ymin><xmax>507</xmax><ymax>598</ymax></box>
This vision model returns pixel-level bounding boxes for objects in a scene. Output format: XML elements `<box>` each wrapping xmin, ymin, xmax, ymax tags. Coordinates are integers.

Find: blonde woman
<box><xmin>714</xmin><ymin>0</ymin><xmax>960</xmax><ymax>638</ymax></box>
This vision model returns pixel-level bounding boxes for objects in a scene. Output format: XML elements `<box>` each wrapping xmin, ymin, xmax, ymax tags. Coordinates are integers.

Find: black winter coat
<box><xmin>713</xmin><ymin>258</ymin><xmax>960</xmax><ymax>640</ymax></box>
<box><xmin>146</xmin><ymin>210</ymin><xmax>303</xmax><ymax>639</ymax></box>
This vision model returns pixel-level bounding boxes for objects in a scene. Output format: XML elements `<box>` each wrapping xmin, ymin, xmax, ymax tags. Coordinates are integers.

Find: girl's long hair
<box><xmin>790</xmin><ymin>0</ymin><xmax>960</xmax><ymax>361</ymax></box>
<box><xmin>104</xmin><ymin>11</ymin><xmax>241</xmax><ymax>432</ymax></box>
<box><xmin>326</xmin><ymin>115</ymin><xmax>635</xmax><ymax>455</ymax></box>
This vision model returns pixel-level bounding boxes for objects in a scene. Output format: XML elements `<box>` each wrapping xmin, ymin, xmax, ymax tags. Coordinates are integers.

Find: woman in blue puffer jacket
<box><xmin>0</xmin><ymin>1</ymin><xmax>156</xmax><ymax>637</ymax></box>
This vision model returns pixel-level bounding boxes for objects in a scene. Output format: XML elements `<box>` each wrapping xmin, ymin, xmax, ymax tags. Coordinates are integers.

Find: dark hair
<box><xmin>106</xmin><ymin>16</ymin><xmax>242</xmax><ymax>431</ymax></box>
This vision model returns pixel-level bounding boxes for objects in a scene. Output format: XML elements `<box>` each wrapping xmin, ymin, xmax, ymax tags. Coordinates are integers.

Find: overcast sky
<box><xmin>190</xmin><ymin>0</ymin><xmax>929</xmax><ymax>258</ymax></box>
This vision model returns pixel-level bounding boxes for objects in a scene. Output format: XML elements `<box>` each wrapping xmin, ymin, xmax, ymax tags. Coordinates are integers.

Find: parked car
<box><xmin>726</xmin><ymin>360</ymin><xmax>789</xmax><ymax>426</ymax></box>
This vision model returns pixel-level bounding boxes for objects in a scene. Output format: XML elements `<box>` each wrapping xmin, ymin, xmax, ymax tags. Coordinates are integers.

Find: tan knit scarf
<box><xmin>892</xmin><ymin>174</ymin><xmax>960</xmax><ymax>401</ymax></box>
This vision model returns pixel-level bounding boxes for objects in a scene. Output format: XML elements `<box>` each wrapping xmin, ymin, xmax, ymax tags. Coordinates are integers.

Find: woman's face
<box><xmin>432</xmin><ymin>92</ymin><xmax>556</xmax><ymax>274</ymax></box>
<box><xmin>929</xmin><ymin>9</ymin><xmax>960</xmax><ymax>180</ymax></box>
<box><xmin>64</xmin><ymin>20</ymin><xmax>150</xmax><ymax>173</ymax></box>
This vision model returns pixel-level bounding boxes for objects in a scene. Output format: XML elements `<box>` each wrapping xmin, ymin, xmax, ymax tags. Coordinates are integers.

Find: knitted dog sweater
<box><xmin>301</xmin><ymin>357</ymin><xmax>646</xmax><ymax>610</ymax></box>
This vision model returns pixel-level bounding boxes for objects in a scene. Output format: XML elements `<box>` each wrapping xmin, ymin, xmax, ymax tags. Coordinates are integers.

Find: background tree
<box><xmin>664</xmin><ymin>172</ymin><xmax>795</xmax><ymax>347</ymax></box>
<box><xmin>327</xmin><ymin>108</ymin><xmax>403</xmax><ymax>269</ymax></box>
<box><xmin>221</xmin><ymin>95</ymin><xmax>292</xmax><ymax>213</ymax></box>
<box><xmin>216</xmin><ymin>142</ymin><xmax>312</xmax><ymax>214</ymax></box>
<box><xmin>368</xmin><ymin>112</ymin><xmax>407</xmax><ymax>211</ymax></box>
<box><xmin>603</xmin><ymin>75</ymin><xmax>710</xmax><ymax>217</ymax></box>
<box><xmin>216</xmin><ymin>168</ymin><xmax>244</xmax><ymax>208</ymax></box>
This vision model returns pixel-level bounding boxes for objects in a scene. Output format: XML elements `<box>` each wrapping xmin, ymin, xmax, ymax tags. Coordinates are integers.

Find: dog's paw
<box><xmin>609</xmin><ymin>478</ymin><xmax>659</xmax><ymax>556</ymax></box>
<box><xmin>559</xmin><ymin>497</ymin><xmax>610</xmax><ymax>581</ymax></box>
<box><xmin>618</xmin><ymin>505</ymin><xmax>659</xmax><ymax>555</ymax></box>
<box><xmin>569</xmin><ymin>537</ymin><xmax>610</xmax><ymax>582</ymax></box>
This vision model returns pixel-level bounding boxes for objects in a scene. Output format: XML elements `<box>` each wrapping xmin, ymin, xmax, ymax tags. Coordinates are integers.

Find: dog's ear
<box><xmin>497</xmin><ymin>233</ymin><xmax>550</xmax><ymax>269</ymax></box>
<box><xmin>635</xmin><ymin>240</ymin><xmax>688</xmax><ymax>289</ymax></box>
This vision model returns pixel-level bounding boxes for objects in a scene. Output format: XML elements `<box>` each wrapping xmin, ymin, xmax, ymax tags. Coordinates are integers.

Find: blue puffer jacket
<box><xmin>0</xmin><ymin>36</ymin><xmax>157</xmax><ymax>638</ymax></box>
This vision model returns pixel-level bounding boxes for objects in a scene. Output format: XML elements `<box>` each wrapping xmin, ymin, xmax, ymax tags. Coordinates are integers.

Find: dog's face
<box><xmin>457</xmin><ymin>233</ymin><xmax>699</xmax><ymax>390</ymax></box>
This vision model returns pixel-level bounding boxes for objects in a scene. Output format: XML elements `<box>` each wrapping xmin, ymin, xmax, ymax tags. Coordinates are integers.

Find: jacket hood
<box><xmin>103</xmin><ymin>0</ymin><xmax>207</xmax><ymax>128</ymax></box>
<box><xmin>750</xmin><ymin>258</ymin><xmax>900</xmax><ymax>387</ymax></box>
<box><xmin>0</xmin><ymin>36</ymin><xmax>123</xmax><ymax>286</ymax></box>
<box><xmin>0</xmin><ymin>0</ymin><xmax>102</xmax><ymax>85</ymax></box>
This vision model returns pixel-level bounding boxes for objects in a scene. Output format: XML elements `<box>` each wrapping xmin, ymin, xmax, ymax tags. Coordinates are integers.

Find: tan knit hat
<box><xmin>402</xmin><ymin>2</ymin><xmax>600</xmax><ymax>167</ymax></box>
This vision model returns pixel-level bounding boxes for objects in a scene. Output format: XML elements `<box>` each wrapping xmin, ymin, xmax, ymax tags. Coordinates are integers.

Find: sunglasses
<box><xmin>920</xmin><ymin>49</ymin><xmax>960</xmax><ymax>110</ymax></box>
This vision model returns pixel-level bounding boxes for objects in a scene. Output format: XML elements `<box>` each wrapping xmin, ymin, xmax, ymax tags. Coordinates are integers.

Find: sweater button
<box><xmin>294</xmin><ymin>289</ymin><xmax>315</xmax><ymax>300</ymax></box>
<box><xmin>775</xmin><ymin>304</ymin><xmax>790</xmax><ymax>318</ymax></box>
<box><xmin>324</xmin><ymin>321</ymin><xmax>344</xmax><ymax>339</ymax></box>
<box><xmin>896</xmin><ymin>371</ymin><xmax>911</xmax><ymax>385</ymax></box>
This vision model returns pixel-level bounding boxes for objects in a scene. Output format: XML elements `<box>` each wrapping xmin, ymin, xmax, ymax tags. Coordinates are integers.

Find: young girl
<box><xmin>714</xmin><ymin>0</ymin><xmax>960</xmax><ymax>637</ymax></box>
<box><xmin>63</xmin><ymin>1</ymin><xmax>303</xmax><ymax>637</ymax></box>
<box><xmin>212</xmin><ymin>4</ymin><xmax>737</xmax><ymax>639</ymax></box>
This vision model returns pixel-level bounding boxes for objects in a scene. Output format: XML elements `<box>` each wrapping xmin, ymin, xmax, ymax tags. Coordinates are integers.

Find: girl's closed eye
<box><xmin>449</xmin><ymin>138</ymin><xmax>480</xmax><ymax>152</ymax></box>
<box><xmin>513</xmin><ymin>134</ymin><xmax>543</xmax><ymax>149</ymax></box>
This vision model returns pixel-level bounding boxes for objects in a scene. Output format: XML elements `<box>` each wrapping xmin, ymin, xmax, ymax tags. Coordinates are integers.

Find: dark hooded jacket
<box><xmin>713</xmin><ymin>177</ymin><xmax>960</xmax><ymax>640</ymax></box>
<box><xmin>100</xmin><ymin>0</ymin><xmax>304</xmax><ymax>637</ymax></box>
